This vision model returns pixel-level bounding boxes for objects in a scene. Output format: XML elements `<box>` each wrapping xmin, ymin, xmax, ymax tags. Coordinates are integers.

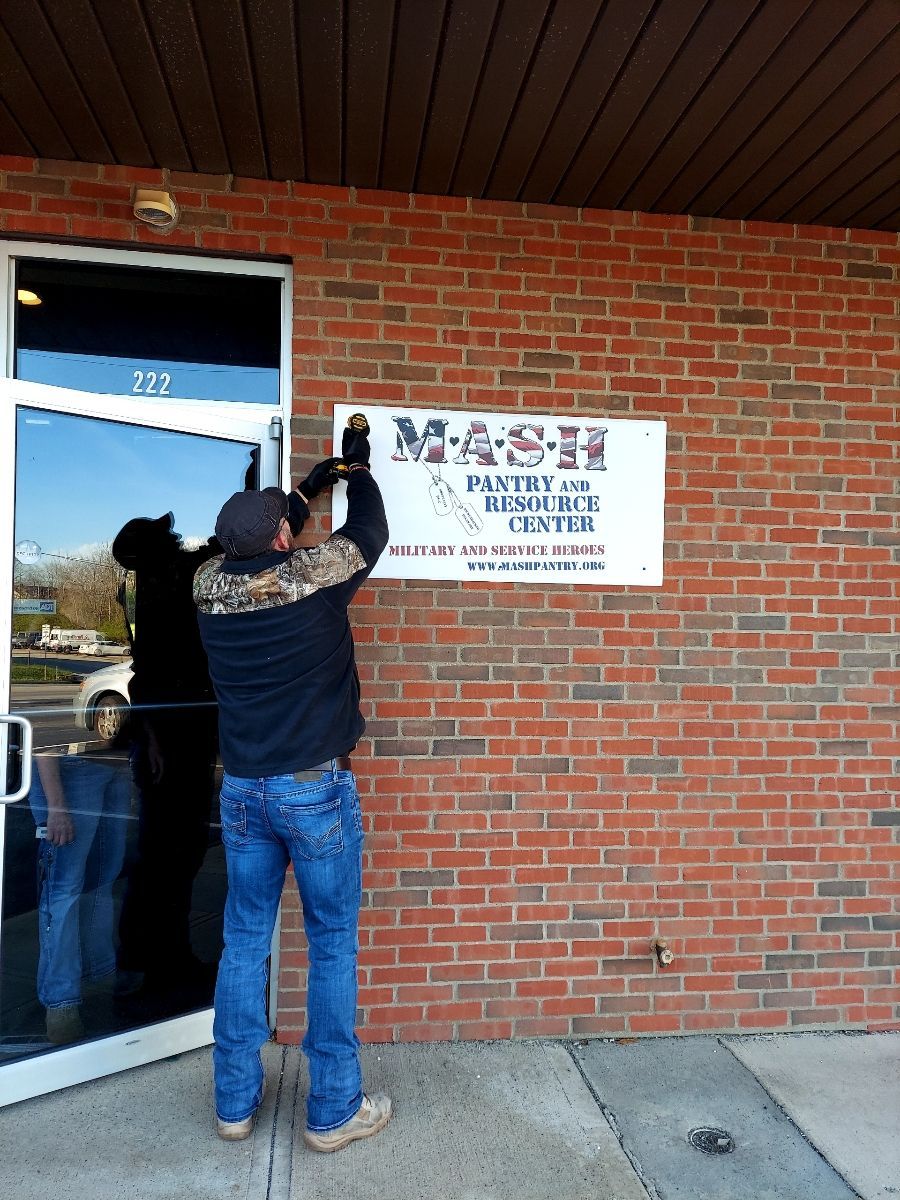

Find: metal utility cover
<box><xmin>573</xmin><ymin>1037</ymin><xmax>859</xmax><ymax>1200</ymax></box>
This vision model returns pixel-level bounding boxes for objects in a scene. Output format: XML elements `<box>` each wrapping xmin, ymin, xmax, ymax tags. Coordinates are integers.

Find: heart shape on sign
<box><xmin>495</xmin><ymin>439</ymin><xmax>505</xmax><ymax>448</ymax></box>
<box><xmin>547</xmin><ymin>441</ymin><xmax>556</xmax><ymax>450</ymax></box>
<box><xmin>449</xmin><ymin>437</ymin><xmax>459</xmax><ymax>446</ymax></box>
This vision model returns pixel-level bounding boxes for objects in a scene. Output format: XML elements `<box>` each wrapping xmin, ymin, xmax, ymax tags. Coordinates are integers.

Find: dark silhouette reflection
<box><xmin>111</xmin><ymin>513</ymin><xmax>221</xmax><ymax>1009</ymax></box>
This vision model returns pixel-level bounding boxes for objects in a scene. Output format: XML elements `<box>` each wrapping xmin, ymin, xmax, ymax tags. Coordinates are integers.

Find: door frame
<box><xmin>1</xmin><ymin>238</ymin><xmax>293</xmax><ymax>415</ymax></box>
<box><xmin>0</xmin><ymin>240</ymin><xmax>292</xmax><ymax>1106</ymax></box>
<box><xmin>1</xmin><ymin>239</ymin><xmax>293</xmax><ymax>484</ymax></box>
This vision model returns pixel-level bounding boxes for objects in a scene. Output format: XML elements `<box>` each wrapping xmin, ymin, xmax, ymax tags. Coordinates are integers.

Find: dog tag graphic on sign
<box><xmin>452</xmin><ymin>494</ymin><xmax>483</xmax><ymax>535</ymax></box>
<box><xmin>429</xmin><ymin>478</ymin><xmax>454</xmax><ymax>517</ymax></box>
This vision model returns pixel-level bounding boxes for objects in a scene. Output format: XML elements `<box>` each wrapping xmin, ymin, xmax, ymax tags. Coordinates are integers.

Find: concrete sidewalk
<box><xmin>0</xmin><ymin>1032</ymin><xmax>896</xmax><ymax>1200</ymax></box>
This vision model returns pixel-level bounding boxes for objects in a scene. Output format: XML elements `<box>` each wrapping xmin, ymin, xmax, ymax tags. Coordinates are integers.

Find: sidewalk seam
<box><xmin>244</xmin><ymin>1045</ymin><xmax>285</xmax><ymax>1200</ymax></box>
<box><xmin>562</xmin><ymin>1041</ymin><xmax>658</xmax><ymax>1200</ymax></box>
<box><xmin>284</xmin><ymin>1049</ymin><xmax>300</xmax><ymax>1200</ymax></box>
<box><xmin>717</xmin><ymin>1037</ymin><xmax>863</xmax><ymax>1200</ymax></box>
<box><xmin>268</xmin><ymin>1044</ymin><xmax>301</xmax><ymax>1200</ymax></box>
<box><xmin>246</xmin><ymin>1044</ymin><xmax>300</xmax><ymax>1200</ymax></box>
<box><xmin>264</xmin><ymin>1046</ymin><xmax>288</xmax><ymax>1200</ymax></box>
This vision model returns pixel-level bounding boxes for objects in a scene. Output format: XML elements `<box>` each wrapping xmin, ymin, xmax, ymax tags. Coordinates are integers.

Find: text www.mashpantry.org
<box><xmin>467</xmin><ymin>559</ymin><xmax>605</xmax><ymax>572</ymax></box>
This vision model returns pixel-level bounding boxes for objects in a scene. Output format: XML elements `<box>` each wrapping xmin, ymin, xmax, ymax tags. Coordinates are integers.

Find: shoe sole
<box><xmin>303</xmin><ymin>1106</ymin><xmax>392</xmax><ymax>1153</ymax></box>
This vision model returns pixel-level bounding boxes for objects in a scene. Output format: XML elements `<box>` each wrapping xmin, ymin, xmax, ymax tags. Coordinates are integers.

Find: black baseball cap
<box><xmin>215</xmin><ymin>488</ymin><xmax>289</xmax><ymax>560</ymax></box>
<box><xmin>112</xmin><ymin>513</ymin><xmax>175</xmax><ymax>569</ymax></box>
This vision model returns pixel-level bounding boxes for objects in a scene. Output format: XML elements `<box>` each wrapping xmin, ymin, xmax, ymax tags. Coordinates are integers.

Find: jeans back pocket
<box><xmin>279</xmin><ymin>793</ymin><xmax>343</xmax><ymax>861</ymax></box>
<box><xmin>219</xmin><ymin>796</ymin><xmax>249</xmax><ymax>846</ymax></box>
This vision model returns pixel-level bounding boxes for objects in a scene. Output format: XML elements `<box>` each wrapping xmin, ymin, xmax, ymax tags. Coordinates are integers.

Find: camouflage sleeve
<box><xmin>288</xmin><ymin>534</ymin><xmax>366</xmax><ymax>591</ymax></box>
<box><xmin>193</xmin><ymin>554</ymin><xmax>225</xmax><ymax>609</ymax></box>
<box><xmin>193</xmin><ymin>538</ymin><xmax>367</xmax><ymax>616</ymax></box>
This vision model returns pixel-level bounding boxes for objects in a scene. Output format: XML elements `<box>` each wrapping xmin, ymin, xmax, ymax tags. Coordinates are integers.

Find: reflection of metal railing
<box><xmin>0</xmin><ymin>715</ymin><xmax>33</xmax><ymax>804</ymax></box>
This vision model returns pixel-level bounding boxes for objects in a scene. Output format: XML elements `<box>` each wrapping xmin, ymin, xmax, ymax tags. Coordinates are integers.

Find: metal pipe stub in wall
<box><xmin>651</xmin><ymin>938</ymin><xmax>674</xmax><ymax>968</ymax></box>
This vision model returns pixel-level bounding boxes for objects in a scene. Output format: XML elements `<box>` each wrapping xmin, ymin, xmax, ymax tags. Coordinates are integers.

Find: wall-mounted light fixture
<box><xmin>133</xmin><ymin>188</ymin><xmax>180</xmax><ymax>234</ymax></box>
<box><xmin>16</xmin><ymin>289</ymin><xmax>42</xmax><ymax>305</ymax></box>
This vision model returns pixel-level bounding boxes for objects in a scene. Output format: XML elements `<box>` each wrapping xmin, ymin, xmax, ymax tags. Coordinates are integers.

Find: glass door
<box><xmin>0</xmin><ymin>377</ymin><xmax>280</xmax><ymax>1105</ymax></box>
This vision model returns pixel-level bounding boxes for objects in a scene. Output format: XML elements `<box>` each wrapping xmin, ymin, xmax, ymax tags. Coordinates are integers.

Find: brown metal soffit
<box><xmin>0</xmin><ymin>0</ymin><xmax>897</xmax><ymax>230</ymax></box>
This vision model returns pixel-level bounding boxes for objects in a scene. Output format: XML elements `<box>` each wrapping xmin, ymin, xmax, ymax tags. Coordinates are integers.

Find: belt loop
<box><xmin>330</xmin><ymin>757</ymin><xmax>337</xmax><ymax>779</ymax></box>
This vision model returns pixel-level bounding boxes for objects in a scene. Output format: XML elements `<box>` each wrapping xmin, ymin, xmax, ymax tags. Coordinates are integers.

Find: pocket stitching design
<box><xmin>220</xmin><ymin>797</ymin><xmax>248</xmax><ymax>841</ymax></box>
<box><xmin>280</xmin><ymin>799</ymin><xmax>343</xmax><ymax>860</ymax></box>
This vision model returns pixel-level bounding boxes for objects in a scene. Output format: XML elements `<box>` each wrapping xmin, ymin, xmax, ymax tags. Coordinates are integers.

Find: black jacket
<box><xmin>193</xmin><ymin>470</ymin><xmax>388</xmax><ymax>777</ymax></box>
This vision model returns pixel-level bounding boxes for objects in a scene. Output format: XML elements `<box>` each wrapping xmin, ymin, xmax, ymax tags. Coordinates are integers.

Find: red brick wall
<box><xmin>2</xmin><ymin>158</ymin><xmax>898</xmax><ymax>1039</ymax></box>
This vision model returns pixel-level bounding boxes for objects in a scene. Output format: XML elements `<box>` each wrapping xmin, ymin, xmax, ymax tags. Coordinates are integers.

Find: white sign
<box><xmin>331</xmin><ymin>404</ymin><xmax>666</xmax><ymax>586</ymax></box>
<box><xmin>13</xmin><ymin>599</ymin><xmax>56</xmax><ymax>614</ymax></box>
<box><xmin>14</xmin><ymin>539</ymin><xmax>42</xmax><ymax>565</ymax></box>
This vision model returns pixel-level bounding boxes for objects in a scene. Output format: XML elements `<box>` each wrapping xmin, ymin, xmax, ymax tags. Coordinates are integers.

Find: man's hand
<box><xmin>46</xmin><ymin>807</ymin><xmax>75</xmax><ymax>846</ymax></box>
<box><xmin>341</xmin><ymin>422</ymin><xmax>370</xmax><ymax>468</ymax></box>
<box><xmin>287</xmin><ymin>490</ymin><xmax>311</xmax><ymax>536</ymax></box>
<box><xmin>297</xmin><ymin>457</ymin><xmax>343</xmax><ymax>500</ymax></box>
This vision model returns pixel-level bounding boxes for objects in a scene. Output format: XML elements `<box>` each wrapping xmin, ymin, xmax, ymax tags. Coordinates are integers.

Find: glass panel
<box><xmin>15</xmin><ymin>261</ymin><xmax>281</xmax><ymax>404</ymax></box>
<box><xmin>2</xmin><ymin>407</ymin><xmax>258</xmax><ymax>1062</ymax></box>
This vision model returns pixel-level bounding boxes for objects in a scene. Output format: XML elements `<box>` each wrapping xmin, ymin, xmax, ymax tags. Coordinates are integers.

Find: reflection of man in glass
<box><xmin>111</xmin><ymin>513</ymin><xmax>220</xmax><ymax>1000</ymax></box>
<box><xmin>29</xmin><ymin>749</ymin><xmax>130</xmax><ymax>1043</ymax></box>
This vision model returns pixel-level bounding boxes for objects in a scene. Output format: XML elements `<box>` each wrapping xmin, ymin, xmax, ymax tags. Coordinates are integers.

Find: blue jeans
<box><xmin>214</xmin><ymin>765</ymin><xmax>364</xmax><ymax>1130</ymax></box>
<box><xmin>29</xmin><ymin>756</ymin><xmax>130</xmax><ymax>1009</ymax></box>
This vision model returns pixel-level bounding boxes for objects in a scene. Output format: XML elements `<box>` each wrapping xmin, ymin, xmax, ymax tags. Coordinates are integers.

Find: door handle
<box><xmin>0</xmin><ymin>714</ymin><xmax>33</xmax><ymax>804</ymax></box>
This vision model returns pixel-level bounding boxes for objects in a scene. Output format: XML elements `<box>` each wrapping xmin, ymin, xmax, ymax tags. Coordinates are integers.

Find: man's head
<box><xmin>112</xmin><ymin>513</ymin><xmax>180</xmax><ymax>569</ymax></box>
<box><xmin>215</xmin><ymin>488</ymin><xmax>293</xmax><ymax>560</ymax></box>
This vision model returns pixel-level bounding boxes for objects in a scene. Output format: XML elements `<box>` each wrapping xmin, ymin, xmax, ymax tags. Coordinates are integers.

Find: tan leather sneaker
<box><xmin>216</xmin><ymin>1082</ymin><xmax>265</xmax><ymax>1141</ymax></box>
<box><xmin>303</xmin><ymin>1093</ymin><xmax>392</xmax><ymax>1153</ymax></box>
<box><xmin>217</xmin><ymin>1111</ymin><xmax>256</xmax><ymax>1141</ymax></box>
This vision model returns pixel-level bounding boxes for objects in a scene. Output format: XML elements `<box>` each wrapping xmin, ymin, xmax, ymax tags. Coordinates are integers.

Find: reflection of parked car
<box><xmin>45</xmin><ymin>628</ymin><xmax>100</xmax><ymax>652</ymax></box>
<box><xmin>78</xmin><ymin>639</ymin><xmax>126</xmax><ymax>656</ymax></box>
<box><xmin>11</xmin><ymin>634</ymin><xmax>26</xmax><ymax>648</ymax></box>
<box><xmin>73</xmin><ymin>659</ymin><xmax>133</xmax><ymax>746</ymax></box>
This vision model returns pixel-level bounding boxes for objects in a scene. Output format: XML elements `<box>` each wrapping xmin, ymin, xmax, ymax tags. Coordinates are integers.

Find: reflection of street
<box><xmin>12</xmin><ymin>651</ymin><xmax>128</xmax><ymax>673</ymax></box>
<box><xmin>11</xmin><ymin>654</ymin><xmax>127</xmax><ymax>751</ymax></box>
<box><xmin>10</xmin><ymin>684</ymin><xmax>82</xmax><ymax>751</ymax></box>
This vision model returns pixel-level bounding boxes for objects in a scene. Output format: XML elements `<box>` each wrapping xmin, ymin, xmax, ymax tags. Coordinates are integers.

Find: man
<box><xmin>193</xmin><ymin>419</ymin><xmax>390</xmax><ymax>1152</ymax></box>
